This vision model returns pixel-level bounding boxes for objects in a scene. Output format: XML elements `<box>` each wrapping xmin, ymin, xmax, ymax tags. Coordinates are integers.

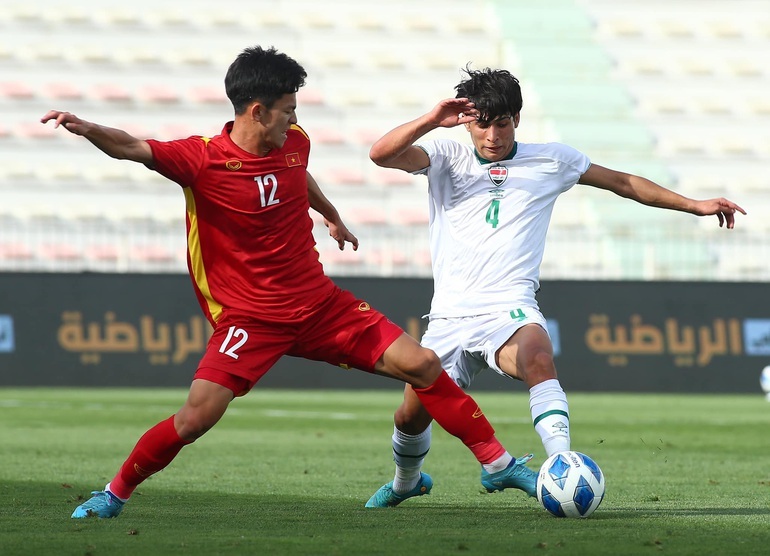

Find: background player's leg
<box><xmin>72</xmin><ymin>378</ymin><xmax>234</xmax><ymax>518</ymax></box>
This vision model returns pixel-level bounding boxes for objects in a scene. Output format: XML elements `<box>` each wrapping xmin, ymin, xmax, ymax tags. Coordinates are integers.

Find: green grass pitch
<box><xmin>1</xmin><ymin>387</ymin><xmax>769</xmax><ymax>555</ymax></box>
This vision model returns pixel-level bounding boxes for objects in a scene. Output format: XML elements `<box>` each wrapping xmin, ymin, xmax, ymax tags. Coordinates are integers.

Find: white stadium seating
<box><xmin>0</xmin><ymin>0</ymin><xmax>767</xmax><ymax>278</ymax></box>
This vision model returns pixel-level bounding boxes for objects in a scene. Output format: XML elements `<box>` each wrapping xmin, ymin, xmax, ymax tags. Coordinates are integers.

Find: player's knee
<box><xmin>524</xmin><ymin>350</ymin><xmax>557</xmax><ymax>385</ymax></box>
<box><xmin>394</xmin><ymin>401</ymin><xmax>432</xmax><ymax>433</ymax></box>
<box><xmin>174</xmin><ymin>410</ymin><xmax>217</xmax><ymax>441</ymax></box>
<box><xmin>401</xmin><ymin>347</ymin><xmax>442</xmax><ymax>386</ymax></box>
<box><xmin>532</xmin><ymin>350</ymin><xmax>555</xmax><ymax>370</ymax></box>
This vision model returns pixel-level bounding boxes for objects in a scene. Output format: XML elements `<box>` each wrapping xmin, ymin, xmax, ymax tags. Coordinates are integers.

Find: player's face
<box><xmin>467</xmin><ymin>114</ymin><xmax>518</xmax><ymax>162</ymax></box>
<box><xmin>261</xmin><ymin>93</ymin><xmax>298</xmax><ymax>150</ymax></box>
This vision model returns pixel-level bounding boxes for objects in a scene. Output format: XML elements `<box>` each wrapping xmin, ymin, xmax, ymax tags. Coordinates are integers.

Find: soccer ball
<box><xmin>536</xmin><ymin>451</ymin><xmax>605</xmax><ymax>518</ymax></box>
<box><xmin>760</xmin><ymin>365</ymin><xmax>770</xmax><ymax>400</ymax></box>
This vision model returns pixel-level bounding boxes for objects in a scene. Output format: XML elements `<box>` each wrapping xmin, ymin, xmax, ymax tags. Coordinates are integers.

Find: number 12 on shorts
<box><xmin>219</xmin><ymin>326</ymin><xmax>248</xmax><ymax>359</ymax></box>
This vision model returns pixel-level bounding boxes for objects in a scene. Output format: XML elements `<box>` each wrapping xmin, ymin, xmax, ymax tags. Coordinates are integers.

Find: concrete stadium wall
<box><xmin>1</xmin><ymin>273</ymin><xmax>769</xmax><ymax>393</ymax></box>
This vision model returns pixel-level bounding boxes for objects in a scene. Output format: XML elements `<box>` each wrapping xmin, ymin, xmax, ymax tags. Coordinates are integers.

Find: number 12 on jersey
<box><xmin>254</xmin><ymin>174</ymin><xmax>280</xmax><ymax>207</ymax></box>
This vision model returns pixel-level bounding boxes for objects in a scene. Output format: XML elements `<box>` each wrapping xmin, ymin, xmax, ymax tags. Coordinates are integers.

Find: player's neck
<box><xmin>229</xmin><ymin>120</ymin><xmax>272</xmax><ymax>157</ymax></box>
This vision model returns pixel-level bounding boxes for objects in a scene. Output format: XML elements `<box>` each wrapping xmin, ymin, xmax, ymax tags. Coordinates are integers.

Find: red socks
<box><xmin>413</xmin><ymin>371</ymin><xmax>506</xmax><ymax>464</ymax></box>
<box><xmin>108</xmin><ymin>415</ymin><xmax>191</xmax><ymax>500</ymax></box>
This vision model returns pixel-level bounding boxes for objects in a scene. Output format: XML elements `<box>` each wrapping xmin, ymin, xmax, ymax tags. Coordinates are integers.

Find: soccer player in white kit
<box><xmin>365</xmin><ymin>67</ymin><xmax>745</xmax><ymax>507</ymax></box>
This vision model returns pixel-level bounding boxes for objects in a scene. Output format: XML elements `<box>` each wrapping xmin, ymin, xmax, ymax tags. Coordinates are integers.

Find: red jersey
<box><xmin>147</xmin><ymin>123</ymin><xmax>337</xmax><ymax>325</ymax></box>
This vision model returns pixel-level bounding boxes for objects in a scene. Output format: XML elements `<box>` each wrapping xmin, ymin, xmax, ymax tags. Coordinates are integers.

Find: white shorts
<box><xmin>421</xmin><ymin>307</ymin><xmax>548</xmax><ymax>389</ymax></box>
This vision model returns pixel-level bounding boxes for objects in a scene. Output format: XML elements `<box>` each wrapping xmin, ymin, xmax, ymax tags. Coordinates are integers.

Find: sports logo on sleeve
<box><xmin>488</xmin><ymin>164</ymin><xmax>508</xmax><ymax>186</ymax></box>
<box><xmin>285</xmin><ymin>153</ymin><xmax>301</xmax><ymax>167</ymax></box>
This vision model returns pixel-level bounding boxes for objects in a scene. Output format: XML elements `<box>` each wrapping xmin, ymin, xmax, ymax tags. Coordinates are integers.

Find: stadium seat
<box><xmin>140</xmin><ymin>85</ymin><xmax>181</xmax><ymax>104</ymax></box>
<box><xmin>596</xmin><ymin>18</ymin><xmax>645</xmax><ymax>39</ymax></box>
<box><xmin>103</xmin><ymin>10</ymin><xmax>145</xmax><ymax>29</ymax></box>
<box><xmin>46</xmin><ymin>82</ymin><xmax>85</xmax><ymax>101</ymax></box>
<box><xmin>85</xmin><ymin>243</ymin><xmax>120</xmax><ymax>263</ymax></box>
<box><xmin>40</xmin><ymin>243</ymin><xmax>83</xmax><ymax>262</ymax></box>
<box><xmin>92</xmin><ymin>84</ymin><xmax>134</xmax><ymax>103</ymax></box>
<box><xmin>373</xmin><ymin>169</ymin><xmax>418</xmax><ymax>188</ymax></box>
<box><xmin>311</xmin><ymin>128</ymin><xmax>347</xmax><ymax>145</ymax></box>
<box><xmin>0</xmin><ymin>242</ymin><xmax>35</xmax><ymax>261</ymax></box>
<box><xmin>15</xmin><ymin>122</ymin><xmax>58</xmax><ymax>140</ymax></box>
<box><xmin>189</xmin><ymin>86</ymin><xmax>228</xmax><ymax>105</ymax></box>
<box><xmin>397</xmin><ymin>209</ymin><xmax>429</xmax><ymax>226</ymax></box>
<box><xmin>297</xmin><ymin>88</ymin><xmax>325</xmax><ymax>106</ymax></box>
<box><xmin>705</xmin><ymin>20</ymin><xmax>745</xmax><ymax>40</ymax></box>
<box><xmin>353</xmin><ymin>209</ymin><xmax>391</xmax><ymax>228</ymax></box>
<box><xmin>130</xmin><ymin>244</ymin><xmax>177</xmax><ymax>264</ymax></box>
<box><xmin>657</xmin><ymin>19</ymin><xmax>696</xmax><ymax>40</ymax></box>
<box><xmin>0</xmin><ymin>81</ymin><xmax>35</xmax><ymax>100</ymax></box>
<box><xmin>75</xmin><ymin>46</ymin><xmax>116</xmax><ymax>66</ymax></box>
<box><xmin>319</xmin><ymin>247</ymin><xmax>364</xmax><ymax>266</ymax></box>
<box><xmin>327</xmin><ymin>168</ymin><xmax>366</xmax><ymax>187</ymax></box>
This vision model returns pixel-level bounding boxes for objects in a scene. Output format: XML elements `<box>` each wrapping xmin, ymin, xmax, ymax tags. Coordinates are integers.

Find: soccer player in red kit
<box><xmin>41</xmin><ymin>46</ymin><xmax>537</xmax><ymax>518</ymax></box>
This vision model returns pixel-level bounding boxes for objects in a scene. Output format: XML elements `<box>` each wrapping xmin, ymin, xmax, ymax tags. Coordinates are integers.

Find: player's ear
<box><xmin>513</xmin><ymin>112</ymin><xmax>521</xmax><ymax>128</ymax></box>
<box><xmin>250</xmin><ymin>101</ymin><xmax>263</xmax><ymax>123</ymax></box>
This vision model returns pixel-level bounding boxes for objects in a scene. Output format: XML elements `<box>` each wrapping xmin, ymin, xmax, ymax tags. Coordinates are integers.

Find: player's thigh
<box><xmin>291</xmin><ymin>289</ymin><xmax>403</xmax><ymax>373</ymax></box>
<box><xmin>496</xmin><ymin>323</ymin><xmax>555</xmax><ymax>381</ymax></box>
<box><xmin>376</xmin><ymin>332</ymin><xmax>441</xmax><ymax>387</ymax></box>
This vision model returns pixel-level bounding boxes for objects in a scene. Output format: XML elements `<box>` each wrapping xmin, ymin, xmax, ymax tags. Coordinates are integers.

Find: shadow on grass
<box><xmin>3</xmin><ymin>481</ymin><xmax>769</xmax><ymax>556</ymax></box>
<box><xmin>604</xmin><ymin>507</ymin><xmax>770</xmax><ymax>517</ymax></box>
<box><xmin>1</xmin><ymin>480</ymin><xmax>539</xmax><ymax>556</ymax></box>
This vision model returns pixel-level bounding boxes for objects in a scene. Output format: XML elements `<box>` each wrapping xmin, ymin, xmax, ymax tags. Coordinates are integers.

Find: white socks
<box><xmin>104</xmin><ymin>482</ymin><xmax>128</xmax><ymax>503</ymax></box>
<box><xmin>391</xmin><ymin>425</ymin><xmax>432</xmax><ymax>493</ymax></box>
<box><xmin>388</xmin><ymin>379</ymin><xmax>569</xmax><ymax>493</ymax></box>
<box><xmin>530</xmin><ymin>379</ymin><xmax>571</xmax><ymax>456</ymax></box>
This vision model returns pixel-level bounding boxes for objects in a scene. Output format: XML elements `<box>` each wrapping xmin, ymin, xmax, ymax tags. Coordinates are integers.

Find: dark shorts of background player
<box><xmin>194</xmin><ymin>288</ymin><xmax>404</xmax><ymax>396</ymax></box>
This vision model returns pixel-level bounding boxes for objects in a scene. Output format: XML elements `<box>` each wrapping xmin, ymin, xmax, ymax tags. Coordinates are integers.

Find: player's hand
<box><xmin>693</xmin><ymin>198</ymin><xmax>746</xmax><ymax>229</ymax></box>
<box><xmin>40</xmin><ymin>110</ymin><xmax>90</xmax><ymax>136</ymax></box>
<box><xmin>325</xmin><ymin>218</ymin><xmax>359</xmax><ymax>251</ymax></box>
<box><xmin>428</xmin><ymin>98</ymin><xmax>479</xmax><ymax>128</ymax></box>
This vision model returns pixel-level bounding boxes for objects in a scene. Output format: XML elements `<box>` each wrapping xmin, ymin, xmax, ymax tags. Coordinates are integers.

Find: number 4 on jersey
<box><xmin>486</xmin><ymin>199</ymin><xmax>500</xmax><ymax>228</ymax></box>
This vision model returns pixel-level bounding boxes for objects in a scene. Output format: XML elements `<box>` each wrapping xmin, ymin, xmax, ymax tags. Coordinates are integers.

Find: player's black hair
<box><xmin>455</xmin><ymin>65</ymin><xmax>523</xmax><ymax>126</ymax></box>
<box><xmin>225</xmin><ymin>46</ymin><xmax>307</xmax><ymax>114</ymax></box>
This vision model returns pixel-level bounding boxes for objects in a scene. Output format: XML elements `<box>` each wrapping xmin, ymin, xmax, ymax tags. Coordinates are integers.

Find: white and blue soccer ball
<box><xmin>759</xmin><ymin>365</ymin><xmax>770</xmax><ymax>402</ymax></box>
<box><xmin>537</xmin><ymin>451</ymin><xmax>605</xmax><ymax>518</ymax></box>
<box><xmin>760</xmin><ymin>365</ymin><xmax>770</xmax><ymax>396</ymax></box>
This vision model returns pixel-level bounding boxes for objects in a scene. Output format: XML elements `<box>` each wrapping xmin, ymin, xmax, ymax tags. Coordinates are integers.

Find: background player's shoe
<box><xmin>365</xmin><ymin>472</ymin><xmax>433</xmax><ymax>508</ymax></box>
<box><xmin>481</xmin><ymin>454</ymin><xmax>537</xmax><ymax>497</ymax></box>
<box><xmin>71</xmin><ymin>490</ymin><xmax>125</xmax><ymax>518</ymax></box>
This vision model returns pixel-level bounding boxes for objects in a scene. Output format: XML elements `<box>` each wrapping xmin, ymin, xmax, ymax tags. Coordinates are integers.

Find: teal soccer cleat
<box><xmin>71</xmin><ymin>490</ymin><xmax>125</xmax><ymax>519</ymax></box>
<box><xmin>365</xmin><ymin>472</ymin><xmax>433</xmax><ymax>508</ymax></box>
<box><xmin>481</xmin><ymin>454</ymin><xmax>537</xmax><ymax>497</ymax></box>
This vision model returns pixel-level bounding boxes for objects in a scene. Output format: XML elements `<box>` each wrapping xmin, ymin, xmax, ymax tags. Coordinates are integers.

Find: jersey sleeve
<box><xmin>146</xmin><ymin>137</ymin><xmax>207</xmax><ymax>188</ymax></box>
<box><xmin>411</xmin><ymin>139</ymin><xmax>460</xmax><ymax>176</ymax></box>
<box><xmin>552</xmin><ymin>143</ymin><xmax>591</xmax><ymax>190</ymax></box>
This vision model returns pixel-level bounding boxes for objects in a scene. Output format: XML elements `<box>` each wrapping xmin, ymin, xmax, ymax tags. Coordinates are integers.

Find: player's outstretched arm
<box><xmin>369</xmin><ymin>98</ymin><xmax>478</xmax><ymax>172</ymax></box>
<box><xmin>40</xmin><ymin>110</ymin><xmax>153</xmax><ymax>165</ymax></box>
<box><xmin>306</xmin><ymin>171</ymin><xmax>359</xmax><ymax>251</ymax></box>
<box><xmin>579</xmin><ymin>163</ymin><xmax>746</xmax><ymax>229</ymax></box>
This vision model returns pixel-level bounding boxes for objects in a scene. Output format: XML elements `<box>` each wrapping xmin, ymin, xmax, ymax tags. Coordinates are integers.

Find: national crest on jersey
<box><xmin>415</xmin><ymin>138</ymin><xmax>591</xmax><ymax>318</ymax></box>
<box><xmin>488</xmin><ymin>164</ymin><xmax>508</xmax><ymax>186</ymax></box>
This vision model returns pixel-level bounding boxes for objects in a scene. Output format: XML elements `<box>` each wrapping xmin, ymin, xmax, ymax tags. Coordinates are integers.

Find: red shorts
<box><xmin>194</xmin><ymin>288</ymin><xmax>403</xmax><ymax>395</ymax></box>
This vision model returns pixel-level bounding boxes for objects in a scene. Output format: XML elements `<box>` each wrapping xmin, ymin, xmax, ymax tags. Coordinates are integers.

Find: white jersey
<box><xmin>415</xmin><ymin>139</ymin><xmax>591</xmax><ymax>318</ymax></box>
